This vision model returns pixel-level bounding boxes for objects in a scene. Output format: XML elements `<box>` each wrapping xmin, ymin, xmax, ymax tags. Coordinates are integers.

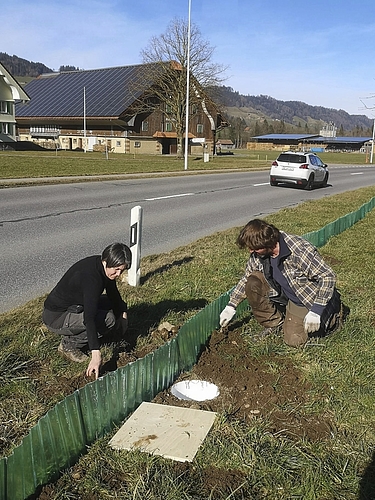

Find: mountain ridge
<box><xmin>217</xmin><ymin>86</ymin><xmax>372</xmax><ymax>137</ymax></box>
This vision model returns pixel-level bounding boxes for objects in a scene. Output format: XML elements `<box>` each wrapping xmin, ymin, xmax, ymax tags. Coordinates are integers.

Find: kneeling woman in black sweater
<box><xmin>43</xmin><ymin>242</ymin><xmax>131</xmax><ymax>379</ymax></box>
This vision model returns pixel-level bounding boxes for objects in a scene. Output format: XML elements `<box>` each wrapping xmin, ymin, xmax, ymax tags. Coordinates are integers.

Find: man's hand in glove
<box><xmin>303</xmin><ymin>311</ymin><xmax>321</xmax><ymax>333</ymax></box>
<box><xmin>219</xmin><ymin>305</ymin><xmax>236</xmax><ymax>327</ymax></box>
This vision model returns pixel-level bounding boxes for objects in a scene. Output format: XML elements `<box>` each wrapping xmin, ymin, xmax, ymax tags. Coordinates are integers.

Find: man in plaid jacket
<box><xmin>219</xmin><ymin>219</ymin><xmax>343</xmax><ymax>347</ymax></box>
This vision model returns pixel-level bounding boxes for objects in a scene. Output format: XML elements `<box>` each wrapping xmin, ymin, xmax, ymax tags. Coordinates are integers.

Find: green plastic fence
<box><xmin>303</xmin><ymin>195</ymin><xmax>375</xmax><ymax>247</ymax></box>
<box><xmin>1</xmin><ymin>196</ymin><xmax>375</xmax><ymax>500</ymax></box>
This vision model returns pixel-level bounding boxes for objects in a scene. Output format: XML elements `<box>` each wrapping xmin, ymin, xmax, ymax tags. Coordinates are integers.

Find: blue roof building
<box><xmin>251</xmin><ymin>133</ymin><xmax>372</xmax><ymax>151</ymax></box>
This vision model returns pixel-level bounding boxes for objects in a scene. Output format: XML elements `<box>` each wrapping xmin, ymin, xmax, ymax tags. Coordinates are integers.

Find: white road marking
<box><xmin>253</xmin><ymin>182</ymin><xmax>270</xmax><ymax>186</ymax></box>
<box><xmin>145</xmin><ymin>192</ymin><xmax>194</xmax><ymax>201</ymax></box>
<box><xmin>350</xmin><ymin>172</ymin><xmax>364</xmax><ymax>175</ymax></box>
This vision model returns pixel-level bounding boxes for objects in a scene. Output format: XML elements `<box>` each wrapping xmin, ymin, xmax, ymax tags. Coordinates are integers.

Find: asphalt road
<box><xmin>1</xmin><ymin>164</ymin><xmax>374</xmax><ymax>313</ymax></box>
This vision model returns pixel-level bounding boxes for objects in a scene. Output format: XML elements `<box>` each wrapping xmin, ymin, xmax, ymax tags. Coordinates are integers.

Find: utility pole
<box><xmin>184</xmin><ymin>0</ymin><xmax>192</xmax><ymax>171</ymax></box>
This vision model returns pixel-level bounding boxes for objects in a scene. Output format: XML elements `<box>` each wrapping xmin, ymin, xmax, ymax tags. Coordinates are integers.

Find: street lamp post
<box><xmin>370</xmin><ymin>118</ymin><xmax>375</xmax><ymax>164</ymax></box>
<box><xmin>184</xmin><ymin>0</ymin><xmax>192</xmax><ymax>171</ymax></box>
<box><xmin>83</xmin><ymin>86</ymin><xmax>87</xmax><ymax>153</ymax></box>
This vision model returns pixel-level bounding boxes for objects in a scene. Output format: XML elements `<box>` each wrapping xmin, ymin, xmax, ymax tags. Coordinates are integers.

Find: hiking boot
<box><xmin>253</xmin><ymin>324</ymin><xmax>282</xmax><ymax>342</ymax></box>
<box><xmin>58</xmin><ymin>341</ymin><xmax>89</xmax><ymax>363</ymax></box>
<box><xmin>328</xmin><ymin>303</ymin><xmax>350</xmax><ymax>335</ymax></box>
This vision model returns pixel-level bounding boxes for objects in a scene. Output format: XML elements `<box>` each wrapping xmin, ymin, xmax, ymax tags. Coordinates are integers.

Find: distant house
<box><xmin>15</xmin><ymin>63</ymin><xmax>225</xmax><ymax>155</ymax></box>
<box><xmin>0</xmin><ymin>63</ymin><xmax>30</xmax><ymax>143</ymax></box>
<box><xmin>216</xmin><ymin>139</ymin><xmax>234</xmax><ymax>151</ymax></box>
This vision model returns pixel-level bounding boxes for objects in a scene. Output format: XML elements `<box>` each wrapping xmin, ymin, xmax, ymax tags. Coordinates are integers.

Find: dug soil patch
<box><xmin>153</xmin><ymin>328</ymin><xmax>332</xmax><ymax>442</ymax></box>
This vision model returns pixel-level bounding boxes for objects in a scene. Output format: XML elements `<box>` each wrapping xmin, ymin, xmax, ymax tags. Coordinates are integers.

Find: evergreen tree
<box><xmin>59</xmin><ymin>65</ymin><xmax>81</xmax><ymax>72</ymax></box>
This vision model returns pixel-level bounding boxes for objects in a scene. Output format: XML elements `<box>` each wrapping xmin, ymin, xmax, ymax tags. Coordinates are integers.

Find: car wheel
<box><xmin>321</xmin><ymin>172</ymin><xmax>329</xmax><ymax>187</ymax></box>
<box><xmin>304</xmin><ymin>174</ymin><xmax>314</xmax><ymax>191</ymax></box>
<box><xmin>270</xmin><ymin>178</ymin><xmax>278</xmax><ymax>186</ymax></box>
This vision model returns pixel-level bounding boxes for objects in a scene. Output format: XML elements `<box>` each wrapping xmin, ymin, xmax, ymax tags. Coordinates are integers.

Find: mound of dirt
<box><xmin>152</xmin><ymin>328</ymin><xmax>332</xmax><ymax>441</ymax></box>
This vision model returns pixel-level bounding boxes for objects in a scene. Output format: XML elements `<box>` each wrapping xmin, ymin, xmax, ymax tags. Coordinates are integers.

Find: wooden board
<box><xmin>109</xmin><ymin>402</ymin><xmax>217</xmax><ymax>462</ymax></box>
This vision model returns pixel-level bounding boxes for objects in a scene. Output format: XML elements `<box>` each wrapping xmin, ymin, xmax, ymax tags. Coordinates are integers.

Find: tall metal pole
<box><xmin>184</xmin><ymin>0</ymin><xmax>192</xmax><ymax>171</ymax></box>
<box><xmin>83</xmin><ymin>86</ymin><xmax>87</xmax><ymax>153</ymax></box>
<box><xmin>370</xmin><ymin>118</ymin><xmax>375</xmax><ymax>164</ymax></box>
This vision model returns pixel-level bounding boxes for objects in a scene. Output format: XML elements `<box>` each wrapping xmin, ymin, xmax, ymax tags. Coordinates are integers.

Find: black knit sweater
<box><xmin>44</xmin><ymin>255</ymin><xmax>127</xmax><ymax>350</ymax></box>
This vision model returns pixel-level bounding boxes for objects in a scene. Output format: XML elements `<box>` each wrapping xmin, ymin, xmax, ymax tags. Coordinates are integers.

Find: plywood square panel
<box><xmin>109</xmin><ymin>402</ymin><xmax>216</xmax><ymax>462</ymax></box>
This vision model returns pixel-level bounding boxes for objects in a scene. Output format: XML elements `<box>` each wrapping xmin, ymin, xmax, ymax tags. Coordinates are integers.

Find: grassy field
<box><xmin>1</xmin><ymin>183</ymin><xmax>375</xmax><ymax>498</ymax></box>
<box><xmin>0</xmin><ymin>149</ymin><xmax>372</xmax><ymax>183</ymax></box>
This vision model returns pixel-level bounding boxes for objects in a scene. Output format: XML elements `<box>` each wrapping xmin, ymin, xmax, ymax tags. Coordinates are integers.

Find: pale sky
<box><xmin>3</xmin><ymin>0</ymin><xmax>375</xmax><ymax>117</ymax></box>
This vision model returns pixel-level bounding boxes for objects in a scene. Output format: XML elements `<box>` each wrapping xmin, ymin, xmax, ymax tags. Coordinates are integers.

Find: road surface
<box><xmin>1</xmin><ymin>165</ymin><xmax>374</xmax><ymax>313</ymax></box>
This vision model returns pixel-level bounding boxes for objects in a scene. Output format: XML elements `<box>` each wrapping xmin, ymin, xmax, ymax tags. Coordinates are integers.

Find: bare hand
<box><xmin>86</xmin><ymin>350</ymin><xmax>102</xmax><ymax>379</ymax></box>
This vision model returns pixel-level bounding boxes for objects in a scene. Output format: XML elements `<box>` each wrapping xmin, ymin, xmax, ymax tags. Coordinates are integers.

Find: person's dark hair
<box><xmin>101</xmin><ymin>243</ymin><xmax>132</xmax><ymax>269</ymax></box>
<box><xmin>237</xmin><ymin>219</ymin><xmax>280</xmax><ymax>250</ymax></box>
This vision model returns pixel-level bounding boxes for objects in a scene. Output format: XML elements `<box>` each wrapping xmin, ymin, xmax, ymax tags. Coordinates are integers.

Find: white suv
<box><xmin>270</xmin><ymin>151</ymin><xmax>329</xmax><ymax>190</ymax></box>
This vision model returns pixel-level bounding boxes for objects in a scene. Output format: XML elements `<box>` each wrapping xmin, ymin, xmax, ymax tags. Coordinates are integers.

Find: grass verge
<box><xmin>0</xmin><ymin>149</ymin><xmax>371</xmax><ymax>183</ymax></box>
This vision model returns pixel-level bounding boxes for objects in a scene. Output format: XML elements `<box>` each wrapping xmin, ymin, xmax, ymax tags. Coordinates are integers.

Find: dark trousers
<box><xmin>42</xmin><ymin>295</ymin><xmax>116</xmax><ymax>349</ymax></box>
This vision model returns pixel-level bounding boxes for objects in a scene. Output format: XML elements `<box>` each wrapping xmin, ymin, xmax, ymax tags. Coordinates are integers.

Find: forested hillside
<box><xmin>0</xmin><ymin>52</ymin><xmax>53</xmax><ymax>77</ymax></box>
<box><xmin>216</xmin><ymin>86</ymin><xmax>373</xmax><ymax>145</ymax></box>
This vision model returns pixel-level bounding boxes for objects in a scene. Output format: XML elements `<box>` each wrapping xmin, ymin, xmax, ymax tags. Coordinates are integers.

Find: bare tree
<box><xmin>137</xmin><ymin>18</ymin><xmax>227</xmax><ymax>157</ymax></box>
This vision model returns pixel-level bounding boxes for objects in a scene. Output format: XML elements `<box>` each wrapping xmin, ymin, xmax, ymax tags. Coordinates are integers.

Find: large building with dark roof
<box><xmin>15</xmin><ymin>63</ymin><xmax>224</xmax><ymax>154</ymax></box>
<box><xmin>248</xmin><ymin>133</ymin><xmax>372</xmax><ymax>153</ymax></box>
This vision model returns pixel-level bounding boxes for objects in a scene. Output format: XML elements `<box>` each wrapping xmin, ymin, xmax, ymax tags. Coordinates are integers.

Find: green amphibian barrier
<box><xmin>1</xmin><ymin>196</ymin><xmax>375</xmax><ymax>500</ymax></box>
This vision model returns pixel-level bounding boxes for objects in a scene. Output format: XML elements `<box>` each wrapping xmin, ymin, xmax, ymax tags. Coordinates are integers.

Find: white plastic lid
<box><xmin>170</xmin><ymin>380</ymin><xmax>220</xmax><ymax>401</ymax></box>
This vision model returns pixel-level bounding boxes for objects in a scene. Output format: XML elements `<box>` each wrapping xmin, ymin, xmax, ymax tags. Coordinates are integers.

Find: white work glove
<box><xmin>219</xmin><ymin>305</ymin><xmax>236</xmax><ymax>327</ymax></box>
<box><xmin>303</xmin><ymin>311</ymin><xmax>321</xmax><ymax>333</ymax></box>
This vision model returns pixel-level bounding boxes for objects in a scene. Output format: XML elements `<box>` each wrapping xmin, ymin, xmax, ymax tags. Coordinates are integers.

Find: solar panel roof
<box><xmin>309</xmin><ymin>136</ymin><xmax>372</xmax><ymax>143</ymax></box>
<box><xmin>15</xmin><ymin>64</ymin><xmax>156</xmax><ymax>118</ymax></box>
<box><xmin>253</xmin><ymin>134</ymin><xmax>320</xmax><ymax>140</ymax></box>
<box><xmin>253</xmin><ymin>134</ymin><xmax>371</xmax><ymax>143</ymax></box>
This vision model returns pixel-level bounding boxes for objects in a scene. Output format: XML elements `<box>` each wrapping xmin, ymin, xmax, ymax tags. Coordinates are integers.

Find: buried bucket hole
<box><xmin>170</xmin><ymin>380</ymin><xmax>220</xmax><ymax>402</ymax></box>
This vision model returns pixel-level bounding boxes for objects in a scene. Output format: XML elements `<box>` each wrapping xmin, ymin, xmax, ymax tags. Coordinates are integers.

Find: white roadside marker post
<box><xmin>128</xmin><ymin>205</ymin><xmax>143</xmax><ymax>287</ymax></box>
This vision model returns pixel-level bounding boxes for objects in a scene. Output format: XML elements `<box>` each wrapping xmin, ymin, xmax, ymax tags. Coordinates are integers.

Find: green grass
<box><xmin>0</xmin><ymin>149</ymin><xmax>372</xmax><ymax>183</ymax></box>
<box><xmin>1</xmin><ymin>185</ymin><xmax>375</xmax><ymax>498</ymax></box>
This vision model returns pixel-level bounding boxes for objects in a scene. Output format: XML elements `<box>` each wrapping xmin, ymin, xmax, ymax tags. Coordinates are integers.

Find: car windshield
<box><xmin>277</xmin><ymin>154</ymin><xmax>307</xmax><ymax>163</ymax></box>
